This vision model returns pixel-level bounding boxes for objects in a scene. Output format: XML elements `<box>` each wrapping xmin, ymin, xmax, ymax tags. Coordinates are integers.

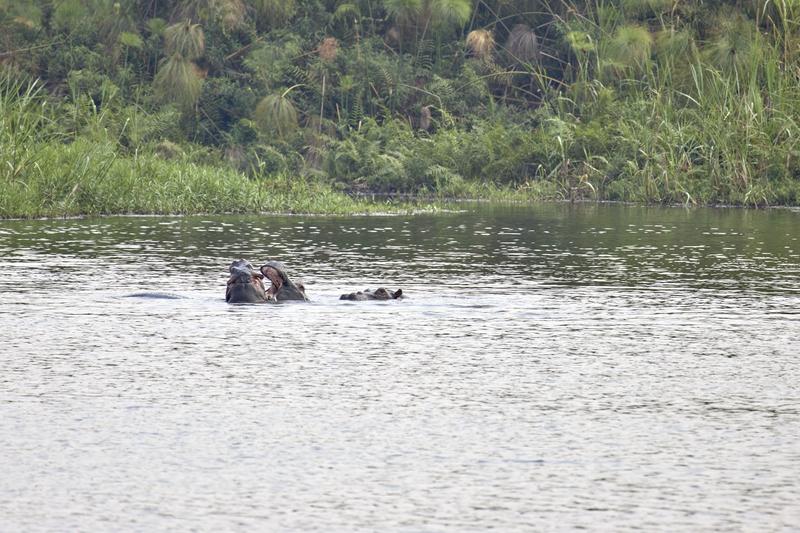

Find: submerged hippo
<box><xmin>260</xmin><ymin>260</ymin><xmax>308</xmax><ymax>302</ymax></box>
<box><xmin>226</xmin><ymin>259</ymin><xmax>268</xmax><ymax>303</ymax></box>
<box><xmin>340</xmin><ymin>288</ymin><xmax>403</xmax><ymax>301</ymax></box>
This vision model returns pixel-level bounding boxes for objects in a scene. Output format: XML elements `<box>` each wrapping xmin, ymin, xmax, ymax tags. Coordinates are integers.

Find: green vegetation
<box><xmin>2</xmin><ymin>0</ymin><xmax>800</xmax><ymax>217</ymax></box>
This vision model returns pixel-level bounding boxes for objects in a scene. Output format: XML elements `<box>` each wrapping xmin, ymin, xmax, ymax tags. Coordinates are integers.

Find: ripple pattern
<box><xmin>1</xmin><ymin>204</ymin><xmax>799</xmax><ymax>531</ymax></box>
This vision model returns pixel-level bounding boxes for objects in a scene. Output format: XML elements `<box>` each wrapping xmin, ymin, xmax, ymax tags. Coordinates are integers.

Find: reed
<box><xmin>534</xmin><ymin>0</ymin><xmax>800</xmax><ymax>205</ymax></box>
<box><xmin>163</xmin><ymin>21</ymin><xmax>205</xmax><ymax>60</ymax></box>
<box><xmin>6</xmin><ymin>0</ymin><xmax>800</xmax><ymax>214</ymax></box>
<box><xmin>153</xmin><ymin>55</ymin><xmax>204</xmax><ymax>112</ymax></box>
<box><xmin>0</xmin><ymin>144</ymin><xmax>417</xmax><ymax>218</ymax></box>
<box><xmin>0</xmin><ymin>74</ymin><xmax>50</xmax><ymax>183</ymax></box>
<box><xmin>0</xmin><ymin>76</ymin><xmax>414</xmax><ymax>218</ymax></box>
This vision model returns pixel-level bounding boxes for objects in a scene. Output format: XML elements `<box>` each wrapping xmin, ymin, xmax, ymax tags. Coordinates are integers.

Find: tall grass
<box><xmin>6</xmin><ymin>5</ymin><xmax>800</xmax><ymax>217</ymax></box>
<box><xmin>0</xmin><ymin>74</ymin><xmax>409</xmax><ymax>218</ymax></box>
<box><xmin>0</xmin><ymin>142</ymin><xmax>406</xmax><ymax>218</ymax></box>
<box><xmin>0</xmin><ymin>74</ymin><xmax>50</xmax><ymax>183</ymax></box>
<box><xmin>540</xmin><ymin>1</ymin><xmax>800</xmax><ymax>205</ymax></box>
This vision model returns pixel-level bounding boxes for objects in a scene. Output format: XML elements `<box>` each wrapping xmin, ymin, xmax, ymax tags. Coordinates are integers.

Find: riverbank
<box><xmin>2</xmin><ymin>137</ymin><xmax>799</xmax><ymax>219</ymax></box>
<box><xmin>5</xmin><ymin>2</ymin><xmax>800</xmax><ymax>216</ymax></box>
<box><xmin>3</xmin><ymin>75</ymin><xmax>800</xmax><ymax>218</ymax></box>
<box><xmin>0</xmin><ymin>138</ymin><xmax>537</xmax><ymax>219</ymax></box>
<box><xmin>4</xmin><ymin>102</ymin><xmax>799</xmax><ymax>219</ymax></box>
<box><xmin>0</xmin><ymin>139</ymin><xmax>399</xmax><ymax>218</ymax></box>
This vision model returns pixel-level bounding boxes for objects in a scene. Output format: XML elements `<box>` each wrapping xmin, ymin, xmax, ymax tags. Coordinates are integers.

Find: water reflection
<box><xmin>1</xmin><ymin>204</ymin><xmax>798</xmax><ymax>294</ymax></box>
<box><xmin>1</xmin><ymin>203</ymin><xmax>798</xmax><ymax>531</ymax></box>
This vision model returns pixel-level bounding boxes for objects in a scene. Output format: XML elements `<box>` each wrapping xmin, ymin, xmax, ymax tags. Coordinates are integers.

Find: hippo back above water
<box><xmin>340</xmin><ymin>288</ymin><xmax>403</xmax><ymax>301</ymax></box>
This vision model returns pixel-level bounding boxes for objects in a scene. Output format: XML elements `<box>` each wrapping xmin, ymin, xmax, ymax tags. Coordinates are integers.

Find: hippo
<box><xmin>340</xmin><ymin>288</ymin><xmax>403</xmax><ymax>301</ymax></box>
<box><xmin>260</xmin><ymin>260</ymin><xmax>308</xmax><ymax>301</ymax></box>
<box><xmin>226</xmin><ymin>259</ymin><xmax>268</xmax><ymax>303</ymax></box>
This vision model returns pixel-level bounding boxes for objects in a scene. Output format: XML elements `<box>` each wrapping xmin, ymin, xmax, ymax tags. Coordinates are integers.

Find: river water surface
<box><xmin>1</xmin><ymin>203</ymin><xmax>799</xmax><ymax>531</ymax></box>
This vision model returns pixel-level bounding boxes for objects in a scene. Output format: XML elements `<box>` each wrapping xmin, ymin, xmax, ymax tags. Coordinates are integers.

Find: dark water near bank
<box><xmin>1</xmin><ymin>203</ymin><xmax>799</xmax><ymax>531</ymax></box>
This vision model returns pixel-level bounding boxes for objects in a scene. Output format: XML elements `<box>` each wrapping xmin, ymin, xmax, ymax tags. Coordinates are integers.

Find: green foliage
<box><xmin>506</xmin><ymin>24</ymin><xmax>539</xmax><ymax>65</ymax></box>
<box><xmin>147</xmin><ymin>17</ymin><xmax>168</xmax><ymax>36</ymax></box>
<box><xmin>196</xmin><ymin>77</ymin><xmax>259</xmax><ymax>144</ymax></box>
<box><xmin>430</xmin><ymin>0</ymin><xmax>472</xmax><ymax>30</ymax></box>
<box><xmin>0</xmin><ymin>1</ymin><xmax>42</xmax><ymax>29</ymax></box>
<box><xmin>120</xmin><ymin>107</ymin><xmax>184</xmax><ymax>149</ymax></box>
<box><xmin>0</xmin><ymin>138</ymin><xmax>387</xmax><ymax>217</ymax></box>
<box><xmin>253</xmin><ymin>0</ymin><xmax>297</xmax><ymax>29</ymax></box>
<box><xmin>164</xmin><ymin>21</ymin><xmax>206</xmax><ymax>60</ymax></box>
<box><xmin>602</xmin><ymin>24</ymin><xmax>653</xmax><ymax>79</ymax></box>
<box><xmin>184</xmin><ymin>0</ymin><xmax>248</xmax><ymax>29</ymax></box>
<box><xmin>254</xmin><ymin>91</ymin><xmax>299</xmax><ymax>138</ymax></box>
<box><xmin>620</xmin><ymin>0</ymin><xmax>672</xmax><ymax>20</ymax></box>
<box><xmin>244</xmin><ymin>36</ymin><xmax>304</xmax><ymax>89</ymax></box>
<box><xmin>3</xmin><ymin>0</ymin><xmax>800</xmax><ymax>214</ymax></box>
<box><xmin>384</xmin><ymin>0</ymin><xmax>422</xmax><ymax>26</ymax></box>
<box><xmin>118</xmin><ymin>32</ymin><xmax>144</xmax><ymax>50</ymax></box>
<box><xmin>51</xmin><ymin>0</ymin><xmax>92</xmax><ymax>34</ymax></box>
<box><xmin>333</xmin><ymin>2</ymin><xmax>361</xmax><ymax>24</ymax></box>
<box><xmin>386</xmin><ymin>0</ymin><xmax>472</xmax><ymax>48</ymax></box>
<box><xmin>0</xmin><ymin>73</ymin><xmax>49</xmax><ymax>183</ymax></box>
<box><xmin>50</xmin><ymin>0</ymin><xmax>136</xmax><ymax>46</ymax></box>
<box><xmin>153</xmin><ymin>56</ymin><xmax>204</xmax><ymax>112</ymax></box>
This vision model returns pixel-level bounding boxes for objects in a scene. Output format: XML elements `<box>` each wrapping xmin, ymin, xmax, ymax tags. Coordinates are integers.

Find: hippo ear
<box><xmin>393</xmin><ymin>289</ymin><xmax>403</xmax><ymax>298</ymax></box>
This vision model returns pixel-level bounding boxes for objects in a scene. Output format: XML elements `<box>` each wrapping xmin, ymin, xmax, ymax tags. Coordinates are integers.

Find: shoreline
<box><xmin>2</xmin><ymin>194</ymin><xmax>798</xmax><ymax>222</ymax></box>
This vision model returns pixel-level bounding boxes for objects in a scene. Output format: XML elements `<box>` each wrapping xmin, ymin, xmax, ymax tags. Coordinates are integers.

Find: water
<box><xmin>1</xmin><ymin>203</ymin><xmax>798</xmax><ymax>531</ymax></box>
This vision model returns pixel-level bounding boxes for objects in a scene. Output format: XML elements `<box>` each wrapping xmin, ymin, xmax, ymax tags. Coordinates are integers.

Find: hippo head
<box><xmin>371</xmin><ymin>288</ymin><xmax>403</xmax><ymax>300</ymax></box>
<box><xmin>260</xmin><ymin>260</ymin><xmax>308</xmax><ymax>302</ymax></box>
<box><xmin>226</xmin><ymin>259</ymin><xmax>268</xmax><ymax>303</ymax></box>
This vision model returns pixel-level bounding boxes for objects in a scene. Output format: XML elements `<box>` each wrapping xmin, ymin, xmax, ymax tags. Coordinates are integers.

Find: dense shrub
<box><xmin>1</xmin><ymin>0</ymin><xmax>800</xmax><ymax>210</ymax></box>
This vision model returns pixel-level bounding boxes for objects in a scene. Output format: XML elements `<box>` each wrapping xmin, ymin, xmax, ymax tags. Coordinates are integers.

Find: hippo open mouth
<box><xmin>260</xmin><ymin>260</ymin><xmax>308</xmax><ymax>302</ymax></box>
<box><xmin>226</xmin><ymin>259</ymin><xmax>268</xmax><ymax>303</ymax></box>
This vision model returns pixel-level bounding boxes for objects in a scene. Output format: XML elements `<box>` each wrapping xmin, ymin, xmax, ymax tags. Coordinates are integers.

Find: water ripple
<box><xmin>1</xmin><ymin>204</ymin><xmax>799</xmax><ymax>531</ymax></box>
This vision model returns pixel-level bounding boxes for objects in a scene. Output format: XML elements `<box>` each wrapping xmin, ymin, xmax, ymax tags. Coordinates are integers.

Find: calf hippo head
<box><xmin>260</xmin><ymin>260</ymin><xmax>309</xmax><ymax>301</ymax></box>
<box><xmin>340</xmin><ymin>288</ymin><xmax>403</xmax><ymax>301</ymax></box>
<box><xmin>226</xmin><ymin>259</ymin><xmax>268</xmax><ymax>303</ymax></box>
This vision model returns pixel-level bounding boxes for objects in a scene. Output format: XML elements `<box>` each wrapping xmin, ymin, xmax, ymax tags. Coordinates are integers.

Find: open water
<box><xmin>1</xmin><ymin>203</ymin><xmax>798</xmax><ymax>531</ymax></box>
